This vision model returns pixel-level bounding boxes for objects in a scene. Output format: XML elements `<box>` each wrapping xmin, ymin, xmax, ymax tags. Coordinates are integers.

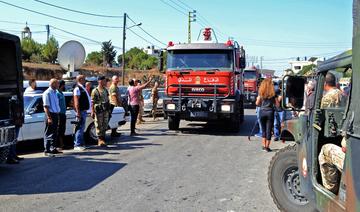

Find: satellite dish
<box><xmin>58</xmin><ymin>40</ymin><xmax>85</xmax><ymax>72</ymax></box>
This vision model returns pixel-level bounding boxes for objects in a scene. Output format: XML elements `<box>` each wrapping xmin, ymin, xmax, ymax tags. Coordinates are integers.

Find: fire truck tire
<box><xmin>268</xmin><ymin>144</ymin><xmax>316</xmax><ymax>212</ymax></box>
<box><xmin>0</xmin><ymin>146</ymin><xmax>10</xmax><ymax>163</ymax></box>
<box><xmin>168</xmin><ymin>116</ymin><xmax>180</xmax><ymax>130</ymax></box>
<box><xmin>239</xmin><ymin>101</ymin><xmax>244</xmax><ymax>124</ymax></box>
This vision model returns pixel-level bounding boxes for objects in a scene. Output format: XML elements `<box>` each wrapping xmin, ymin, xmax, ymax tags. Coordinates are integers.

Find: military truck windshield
<box><xmin>0</xmin><ymin>38</ymin><xmax>18</xmax><ymax>82</ymax></box>
<box><xmin>167</xmin><ymin>50</ymin><xmax>233</xmax><ymax>71</ymax></box>
<box><xmin>244</xmin><ymin>71</ymin><xmax>257</xmax><ymax>80</ymax></box>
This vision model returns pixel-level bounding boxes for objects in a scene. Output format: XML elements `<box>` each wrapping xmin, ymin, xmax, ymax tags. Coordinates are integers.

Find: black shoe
<box><xmin>52</xmin><ymin>149</ymin><xmax>63</xmax><ymax>154</ymax></box>
<box><xmin>262</xmin><ymin>147</ymin><xmax>267</xmax><ymax>152</ymax></box>
<box><xmin>274</xmin><ymin>137</ymin><xmax>279</xmax><ymax>141</ymax></box>
<box><xmin>14</xmin><ymin>156</ymin><xmax>24</xmax><ymax>161</ymax></box>
<box><xmin>111</xmin><ymin>132</ymin><xmax>122</xmax><ymax>137</ymax></box>
<box><xmin>130</xmin><ymin>132</ymin><xmax>139</xmax><ymax>136</ymax></box>
<box><xmin>266</xmin><ymin>147</ymin><xmax>272</xmax><ymax>152</ymax></box>
<box><xmin>6</xmin><ymin>158</ymin><xmax>19</xmax><ymax>164</ymax></box>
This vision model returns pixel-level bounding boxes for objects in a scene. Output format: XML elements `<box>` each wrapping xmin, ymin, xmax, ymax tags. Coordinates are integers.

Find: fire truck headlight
<box><xmin>221</xmin><ymin>105</ymin><xmax>231</xmax><ymax>112</ymax></box>
<box><xmin>167</xmin><ymin>104</ymin><xmax>176</xmax><ymax>110</ymax></box>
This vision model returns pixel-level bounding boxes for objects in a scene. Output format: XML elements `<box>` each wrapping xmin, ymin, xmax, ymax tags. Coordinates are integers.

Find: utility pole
<box><xmin>188</xmin><ymin>10</ymin><xmax>196</xmax><ymax>43</ymax></box>
<box><xmin>122</xmin><ymin>13</ymin><xmax>127</xmax><ymax>85</ymax></box>
<box><xmin>46</xmin><ymin>25</ymin><xmax>50</xmax><ymax>42</ymax></box>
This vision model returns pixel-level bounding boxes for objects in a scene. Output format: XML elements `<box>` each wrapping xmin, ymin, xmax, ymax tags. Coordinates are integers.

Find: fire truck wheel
<box><xmin>168</xmin><ymin>116</ymin><xmax>180</xmax><ymax>130</ymax></box>
<box><xmin>268</xmin><ymin>144</ymin><xmax>316</xmax><ymax>212</ymax></box>
<box><xmin>0</xmin><ymin>146</ymin><xmax>10</xmax><ymax>163</ymax></box>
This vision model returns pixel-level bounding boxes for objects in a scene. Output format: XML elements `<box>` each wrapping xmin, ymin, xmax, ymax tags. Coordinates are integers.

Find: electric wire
<box><xmin>0</xmin><ymin>1</ymin><xmax>123</xmax><ymax>29</ymax></box>
<box><xmin>33</xmin><ymin>0</ymin><xmax>123</xmax><ymax>18</ymax></box>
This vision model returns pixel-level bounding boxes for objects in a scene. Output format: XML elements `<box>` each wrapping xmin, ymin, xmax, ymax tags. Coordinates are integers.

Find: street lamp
<box><xmin>122</xmin><ymin>13</ymin><xmax>142</xmax><ymax>85</ymax></box>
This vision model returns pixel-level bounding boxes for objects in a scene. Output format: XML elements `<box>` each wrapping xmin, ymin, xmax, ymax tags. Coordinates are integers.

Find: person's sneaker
<box><xmin>6</xmin><ymin>158</ymin><xmax>19</xmax><ymax>164</ymax></box>
<box><xmin>255</xmin><ymin>134</ymin><xmax>262</xmax><ymax>138</ymax></box>
<box><xmin>52</xmin><ymin>149</ymin><xmax>63</xmax><ymax>154</ymax></box>
<box><xmin>262</xmin><ymin>146</ymin><xmax>267</xmax><ymax>152</ymax></box>
<box><xmin>274</xmin><ymin>137</ymin><xmax>280</xmax><ymax>141</ymax></box>
<box><xmin>44</xmin><ymin>152</ymin><xmax>55</xmax><ymax>157</ymax></box>
<box><xmin>266</xmin><ymin>147</ymin><xmax>273</xmax><ymax>152</ymax></box>
<box><xmin>74</xmin><ymin>146</ymin><xmax>85</xmax><ymax>151</ymax></box>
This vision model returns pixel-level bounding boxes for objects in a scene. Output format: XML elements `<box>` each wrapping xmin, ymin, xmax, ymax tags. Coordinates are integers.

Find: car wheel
<box><xmin>85</xmin><ymin>122</ymin><xmax>97</xmax><ymax>144</ymax></box>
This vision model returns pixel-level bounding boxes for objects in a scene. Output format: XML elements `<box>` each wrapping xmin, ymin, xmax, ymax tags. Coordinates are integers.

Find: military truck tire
<box><xmin>168</xmin><ymin>115</ymin><xmax>180</xmax><ymax>130</ymax></box>
<box><xmin>0</xmin><ymin>146</ymin><xmax>10</xmax><ymax>163</ymax></box>
<box><xmin>268</xmin><ymin>144</ymin><xmax>316</xmax><ymax>212</ymax></box>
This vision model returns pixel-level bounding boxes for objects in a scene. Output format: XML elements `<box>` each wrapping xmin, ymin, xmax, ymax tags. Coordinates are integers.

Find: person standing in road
<box><xmin>255</xmin><ymin>78</ymin><xmax>279</xmax><ymax>152</ymax></box>
<box><xmin>56</xmin><ymin>80</ymin><xmax>66</xmax><ymax>151</ymax></box>
<box><xmin>42</xmin><ymin>79</ymin><xmax>61</xmax><ymax>157</ymax></box>
<box><xmin>73</xmin><ymin>75</ymin><xmax>91</xmax><ymax>151</ymax></box>
<box><xmin>273</xmin><ymin>82</ymin><xmax>283</xmax><ymax>141</ymax></box>
<box><xmin>128</xmin><ymin>77</ymin><xmax>152</xmax><ymax>136</ymax></box>
<box><xmin>109</xmin><ymin>75</ymin><xmax>122</xmax><ymax>137</ymax></box>
<box><xmin>85</xmin><ymin>81</ymin><xmax>92</xmax><ymax>95</ymax></box>
<box><xmin>136</xmin><ymin>80</ymin><xmax>146</xmax><ymax>124</ymax></box>
<box><xmin>91</xmin><ymin>76</ymin><xmax>111</xmax><ymax>147</ymax></box>
<box><xmin>151</xmin><ymin>81</ymin><xmax>159</xmax><ymax>120</ymax></box>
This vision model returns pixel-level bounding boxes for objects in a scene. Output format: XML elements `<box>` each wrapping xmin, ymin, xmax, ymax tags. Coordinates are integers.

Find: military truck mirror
<box><xmin>158</xmin><ymin>51</ymin><xmax>164</xmax><ymax>73</ymax></box>
<box><xmin>282</xmin><ymin>75</ymin><xmax>306</xmax><ymax>110</ymax></box>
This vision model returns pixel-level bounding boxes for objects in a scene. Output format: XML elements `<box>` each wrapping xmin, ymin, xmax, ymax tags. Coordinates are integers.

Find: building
<box><xmin>143</xmin><ymin>45</ymin><xmax>160</xmax><ymax>56</ymax></box>
<box><xmin>288</xmin><ymin>57</ymin><xmax>324</xmax><ymax>74</ymax></box>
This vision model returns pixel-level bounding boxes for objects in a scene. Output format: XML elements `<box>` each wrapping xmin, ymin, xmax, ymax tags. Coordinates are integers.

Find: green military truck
<box><xmin>268</xmin><ymin>1</ymin><xmax>360</xmax><ymax>211</ymax></box>
<box><xmin>0</xmin><ymin>32</ymin><xmax>24</xmax><ymax>163</ymax></box>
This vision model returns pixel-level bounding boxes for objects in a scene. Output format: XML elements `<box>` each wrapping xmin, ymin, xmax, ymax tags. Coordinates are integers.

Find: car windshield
<box><xmin>243</xmin><ymin>71</ymin><xmax>257</xmax><ymax>80</ymax></box>
<box><xmin>119</xmin><ymin>86</ymin><xmax>128</xmax><ymax>95</ymax></box>
<box><xmin>167</xmin><ymin>50</ymin><xmax>233</xmax><ymax>71</ymax></box>
<box><xmin>24</xmin><ymin>96</ymin><xmax>34</xmax><ymax>110</ymax></box>
<box><xmin>143</xmin><ymin>90</ymin><xmax>165</xmax><ymax>99</ymax></box>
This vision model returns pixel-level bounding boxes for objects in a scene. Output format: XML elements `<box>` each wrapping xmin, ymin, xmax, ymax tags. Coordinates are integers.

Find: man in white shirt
<box><xmin>42</xmin><ymin>79</ymin><xmax>61</xmax><ymax>157</ymax></box>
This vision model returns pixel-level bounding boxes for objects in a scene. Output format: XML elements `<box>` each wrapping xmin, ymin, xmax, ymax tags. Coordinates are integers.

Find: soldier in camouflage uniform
<box><xmin>321</xmin><ymin>72</ymin><xmax>342</xmax><ymax>108</ymax></box>
<box><xmin>151</xmin><ymin>81</ymin><xmax>159</xmax><ymax>120</ymax></box>
<box><xmin>318</xmin><ymin>138</ymin><xmax>346</xmax><ymax>193</ymax></box>
<box><xmin>318</xmin><ymin>72</ymin><xmax>345</xmax><ymax>193</ymax></box>
<box><xmin>91</xmin><ymin>76</ymin><xmax>111</xmax><ymax>147</ymax></box>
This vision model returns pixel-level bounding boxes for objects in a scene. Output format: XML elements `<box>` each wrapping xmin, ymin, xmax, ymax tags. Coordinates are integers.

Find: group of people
<box><xmin>13</xmin><ymin>74</ymin><xmax>159</xmax><ymax>159</ymax></box>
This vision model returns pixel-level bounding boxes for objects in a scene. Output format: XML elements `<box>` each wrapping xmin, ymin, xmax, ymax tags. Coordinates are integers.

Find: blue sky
<box><xmin>0</xmin><ymin>0</ymin><xmax>353</xmax><ymax>74</ymax></box>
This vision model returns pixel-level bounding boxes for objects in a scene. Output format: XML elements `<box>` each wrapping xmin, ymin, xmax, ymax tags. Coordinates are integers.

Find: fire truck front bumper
<box><xmin>163</xmin><ymin>97</ymin><xmax>237</xmax><ymax>121</ymax></box>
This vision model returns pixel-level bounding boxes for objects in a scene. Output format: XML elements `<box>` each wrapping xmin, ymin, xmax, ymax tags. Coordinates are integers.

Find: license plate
<box><xmin>190</xmin><ymin>112</ymin><xmax>208</xmax><ymax>117</ymax></box>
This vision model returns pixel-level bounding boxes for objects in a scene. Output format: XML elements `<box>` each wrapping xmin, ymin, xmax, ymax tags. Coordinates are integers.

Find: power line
<box><xmin>0</xmin><ymin>1</ymin><xmax>123</xmax><ymax>29</ymax></box>
<box><xmin>127</xmin><ymin>28</ymin><xmax>161</xmax><ymax>49</ymax></box>
<box><xmin>127</xmin><ymin>15</ymin><xmax>167</xmax><ymax>46</ymax></box>
<box><xmin>0</xmin><ymin>20</ymin><xmax>45</xmax><ymax>26</ymax></box>
<box><xmin>50</xmin><ymin>25</ymin><xmax>122</xmax><ymax>50</ymax></box>
<box><xmin>33</xmin><ymin>0</ymin><xmax>123</xmax><ymax>18</ymax></box>
<box><xmin>159</xmin><ymin>0</ymin><xmax>187</xmax><ymax>16</ymax></box>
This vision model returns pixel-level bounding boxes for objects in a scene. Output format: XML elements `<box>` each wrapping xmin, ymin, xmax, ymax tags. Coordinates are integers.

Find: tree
<box><xmin>117</xmin><ymin>47</ymin><xmax>158</xmax><ymax>70</ymax></box>
<box><xmin>21</xmin><ymin>38</ymin><xmax>42</xmax><ymax>61</ymax></box>
<box><xmin>41</xmin><ymin>36</ymin><xmax>59</xmax><ymax>63</ymax></box>
<box><xmin>297</xmin><ymin>64</ymin><xmax>316</xmax><ymax>76</ymax></box>
<box><xmin>86</xmin><ymin>51</ymin><xmax>103</xmax><ymax>66</ymax></box>
<box><xmin>101</xmin><ymin>40</ymin><xmax>117</xmax><ymax>67</ymax></box>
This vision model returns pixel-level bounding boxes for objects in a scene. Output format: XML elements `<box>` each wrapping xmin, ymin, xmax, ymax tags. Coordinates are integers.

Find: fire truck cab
<box><xmin>159</xmin><ymin>28</ymin><xmax>246</xmax><ymax>131</ymax></box>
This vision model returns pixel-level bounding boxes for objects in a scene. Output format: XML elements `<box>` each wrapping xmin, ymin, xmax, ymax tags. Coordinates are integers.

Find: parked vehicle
<box><xmin>142</xmin><ymin>88</ymin><xmax>165</xmax><ymax>116</ymax></box>
<box><xmin>23</xmin><ymin>80</ymin><xmax>49</xmax><ymax>93</ymax></box>
<box><xmin>18</xmin><ymin>92</ymin><xmax>126</xmax><ymax>143</ymax></box>
<box><xmin>0</xmin><ymin>31</ymin><xmax>24</xmax><ymax>163</ymax></box>
<box><xmin>243</xmin><ymin>66</ymin><xmax>261</xmax><ymax>106</ymax></box>
<box><xmin>159</xmin><ymin>28</ymin><xmax>246</xmax><ymax>131</ymax></box>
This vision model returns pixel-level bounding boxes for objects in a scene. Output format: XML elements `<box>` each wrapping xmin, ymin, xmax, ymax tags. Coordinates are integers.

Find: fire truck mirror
<box><xmin>282</xmin><ymin>75</ymin><xmax>306</xmax><ymax>110</ymax></box>
<box><xmin>158</xmin><ymin>51</ymin><xmax>164</xmax><ymax>73</ymax></box>
<box><xmin>239</xmin><ymin>57</ymin><xmax>246</xmax><ymax>69</ymax></box>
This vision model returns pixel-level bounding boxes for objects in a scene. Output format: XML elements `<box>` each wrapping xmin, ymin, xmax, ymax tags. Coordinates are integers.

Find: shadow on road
<box><xmin>0</xmin><ymin>153</ymin><xmax>126</xmax><ymax>195</ymax></box>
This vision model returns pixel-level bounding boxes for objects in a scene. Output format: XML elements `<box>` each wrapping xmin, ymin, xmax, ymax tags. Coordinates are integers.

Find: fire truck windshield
<box><xmin>243</xmin><ymin>71</ymin><xmax>257</xmax><ymax>80</ymax></box>
<box><xmin>167</xmin><ymin>50</ymin><xmax>233</xmax><ymax>71</ymax></box>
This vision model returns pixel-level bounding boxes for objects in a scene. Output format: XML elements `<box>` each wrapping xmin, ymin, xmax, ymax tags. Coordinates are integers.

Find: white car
<box><xmin>142</xmin><ymin>88</ymin><xmax>165</xmax><ymax>116</ymax></box>
<box><xmin>18</xmin><ymin>92</ymin><xmax>127</xmax><ymax>143</ymax></box>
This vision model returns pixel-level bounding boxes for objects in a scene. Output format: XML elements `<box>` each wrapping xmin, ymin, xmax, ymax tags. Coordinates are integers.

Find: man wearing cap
<box><xmin>91</xmin><ymin>76</ymin><xmax>111</xmax><ymax>146</ymax></box>
<box><xmin>73</xmin><ymin>75</ymin><xmax>91</xmax><ymax>151</ymax></box>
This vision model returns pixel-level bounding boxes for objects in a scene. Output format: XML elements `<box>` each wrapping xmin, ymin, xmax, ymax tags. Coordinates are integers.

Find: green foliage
<box><xmin>29</xmin><ymin>53</ymin><xmax>43</xmax><ymax>63</ymax></box>
<box><xmin>21</xmin><ymin>38</ymin><xmax>42</xmax><ymax>61</ymax></box>
<box><xmin>101</xmin><ymin>40</ymin><xmax>117</xmax><ymax>67</ymax></box>
<box><xmin>41</xmin><ymin>36</ymin><xmax>59</xmax><ymax>63</ymax></box>
<box><xmin>297</xmin><ymin>64</ymin><xmax>316</xmax><ymax>76</ymax></box>
<box><xmin>117</xmin><ymin>47</ymin><xmax>158</xmax><ymax>70</ymax></box>
<box><xmin>86</xmin><ymin>51</ymin><xmax>103</xmax><ymax>66</ymax></box>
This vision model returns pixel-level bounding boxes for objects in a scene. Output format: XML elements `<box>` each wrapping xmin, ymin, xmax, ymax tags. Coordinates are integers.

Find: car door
<box><xmin>21</xmin><ymin>97</ymin><xmax>45</xmax><ymax>141</ymax></box>
<box><xmin>64</xmin><ymin>95</ymin><xmax>76</xmax><ymax>136</ymax></box>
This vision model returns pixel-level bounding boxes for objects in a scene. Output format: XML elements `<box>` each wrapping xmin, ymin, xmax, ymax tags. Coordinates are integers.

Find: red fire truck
<box><xmin>243</xmin><ymin>66</ymin><xmax>261</xmax><ymax>106</ymax></box>
<box><xmin>159</xmin><ymin>28</ymin><xmax>246</xmax><ymax>131</ymax></box>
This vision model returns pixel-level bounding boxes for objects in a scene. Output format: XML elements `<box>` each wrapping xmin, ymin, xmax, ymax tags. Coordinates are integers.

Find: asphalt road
<box><xmin>0</xmin><ymin>109</ymin><xmax>286</xmax><ymax>212</ymax></box>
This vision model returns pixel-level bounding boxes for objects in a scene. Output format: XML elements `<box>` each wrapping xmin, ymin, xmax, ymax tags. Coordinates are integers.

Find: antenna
<box><xmin>58</xmin><ymin>40</ymin><xmax>85</xmax><ymax>78</ymax></box>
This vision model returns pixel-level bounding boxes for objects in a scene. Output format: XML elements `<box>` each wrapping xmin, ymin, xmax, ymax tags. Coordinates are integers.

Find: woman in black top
<box><xmin>255</xmin><ymin>78</ymin><xmax>280</xmax><ymax>152</ymax></box>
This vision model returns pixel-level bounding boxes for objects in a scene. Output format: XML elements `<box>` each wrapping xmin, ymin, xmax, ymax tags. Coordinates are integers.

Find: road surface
<box><xmin>0</xmin><ymin>109</ymin><xmax>286</xmax><ymax>212</ymax></box>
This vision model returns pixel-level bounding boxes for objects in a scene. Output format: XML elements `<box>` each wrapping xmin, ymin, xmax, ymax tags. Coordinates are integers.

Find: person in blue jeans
<box><xmin>73</xmin><ymin>75</ymin><xmax>91</xmax><ymax>151</ymax></box>
<box><xmin>255</xmin><ymin>106</ymin><xmax>262</xmax><ymax>137</ymax></box>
